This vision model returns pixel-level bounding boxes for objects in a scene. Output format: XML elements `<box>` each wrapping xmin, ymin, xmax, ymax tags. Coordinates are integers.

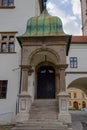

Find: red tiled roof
<box><xmin>72</xmin><ymin>36</ymin><xmax>87</xmax><ymax>43</ymax></box>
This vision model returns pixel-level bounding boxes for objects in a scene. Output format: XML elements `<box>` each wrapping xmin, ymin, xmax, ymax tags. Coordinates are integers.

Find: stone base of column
<box><xmin>57</xmin><ymin>91</ymin><xmax>72</xmax><ymax>123</ymax></box>
<box><xmin>16</xmin><ymin>92</ymin><xmax>32</xmax><ymax>123</ymax></box>
<box><xmin>58</xmin><ymin>113</ymin><xmax>71</xmax><ymax>123</ymax></box>
<box><xmin>16</xmin><ymin>112</ymin><xmax>29</xmax><ymax>123</ymax></box>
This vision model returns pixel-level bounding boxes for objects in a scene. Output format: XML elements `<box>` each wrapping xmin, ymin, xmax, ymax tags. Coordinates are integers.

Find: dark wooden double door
<box><xmin>37</xmin><ymin>66</ymin><xmax>55</xmax><ymax>99</ymax></box>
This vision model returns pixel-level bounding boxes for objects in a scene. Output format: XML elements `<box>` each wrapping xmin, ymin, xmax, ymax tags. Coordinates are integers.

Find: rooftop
<box><xmin>72</xmin><ymin>36</ymin><xmax>87</xmax><ymax>43</ymax></box>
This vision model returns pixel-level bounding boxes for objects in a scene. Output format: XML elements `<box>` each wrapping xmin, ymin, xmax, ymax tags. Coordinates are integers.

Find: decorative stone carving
<box><xmin>16</xmin><ymin>92</ymin><xmax>32</xmax><ymax>123</ymax></box>
<box><xmin>16</xmin><ymin>65</ymin><xmax>34</xmax><ymax>122</ymax></box>
<box><xmin>57</xmin><ymin>91</ymin><xmax>71</xmax><ymax>123</ymax></box>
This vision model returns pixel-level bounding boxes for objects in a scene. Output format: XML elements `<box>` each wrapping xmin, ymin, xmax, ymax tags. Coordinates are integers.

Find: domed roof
<box><xmin>23</xmin><ymin>9</ymin><xmax>67</xmax><ymax>37</ymax></box>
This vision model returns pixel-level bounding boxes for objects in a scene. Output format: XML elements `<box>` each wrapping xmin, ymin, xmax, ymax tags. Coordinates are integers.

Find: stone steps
<box><xmin>12</xmin><ymin>123</ymin><xmax>71</xmax><ymax>130</ymax></box>
<box><xmin>12</xmin><ymin>99</ymin><xmax>72</xmax><ymax>130</ymax></box>
<box><xmin>13</xmin><ymin>122</ymin><xmax>68</xmax><ymax>130</ymax></box>
<box><xmin>29</xmin><ymin>99</ymin><xmax>58</xmax><ymax>120</ymax></box>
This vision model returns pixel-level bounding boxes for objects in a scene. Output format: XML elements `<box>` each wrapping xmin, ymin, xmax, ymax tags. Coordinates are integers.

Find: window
<box><xmin>68</xmin><ymin>93</ymin><xmax>71</xmax><ymax>98</ymax></box>
<box><xmin>0</xmin><ymin>32</ymin><xmax>17</xmax><ymax>53</ymax></box>
<box><xmin>82</xmin><ymin>92</ymin><xmax>85</xmax><ymax>99</ymax></box>
<box><xmin>74</xmin><ymin>93</ymin><xmax>77</xmax><ymax>98</ymax></box>
<box><xmin>0</xmin><ymin>0</ymin><xmax>14</xmax><ymax>8</ymax></box>
<box><xmin>69</xmin><ymin>101</ymin><xmax>71</xmax><ymax>106</ymax></box>
<box><xmin>1</xmin><ymin>43</ymin><xmax>7</xmax><ymax>52</ymax></box>
<box><xmin>8</xmin><ymin>0</ymin><xmax>13</xmax><ymax>6</ymax></box>
<box><xmin>8</xmin><ymin>42</ymin><xmax>14</xmax><ymax>52</ymax></box>
<box><xmin>0</xmin><ymin>80</ymin><xmax>8</xmax><ymax>99</ymax></box>
<box><xmin>70</xmin><ymin>57</ymin><xmax>78</xmax><ymax>68</ymax></box>
<box><xmin>2</xmin><ymin>0</ymin><xmax>8</xmax><ymax>6</ymax></box>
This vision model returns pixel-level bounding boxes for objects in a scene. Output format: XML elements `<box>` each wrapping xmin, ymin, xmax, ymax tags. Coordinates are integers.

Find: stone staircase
<box><xmin>12</xmin><ymin>99</ymin><xmax>72</xmax><ymax>130</ymax></box>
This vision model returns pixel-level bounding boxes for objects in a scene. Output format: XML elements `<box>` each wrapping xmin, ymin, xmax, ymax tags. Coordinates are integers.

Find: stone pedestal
<box><xmin>16</xmin><ymin>92</ymin><xmax>32</xmax><ymax>123</ymax></box>
<box><xmin>58</xmin><ymin>91</ymin><xmax>71</xmax><ymax>123</ymax></box>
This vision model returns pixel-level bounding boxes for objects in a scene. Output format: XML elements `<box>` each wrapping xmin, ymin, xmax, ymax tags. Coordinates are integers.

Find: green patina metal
<box><xmin>23</xmin><ymin>6</ymin><xmax>67</xmax><ymax>37</ymax></box>
<box><xmin>17</xmin><ymin>1</ymin><xmax>72</xmax><ymax>55</ymax></box>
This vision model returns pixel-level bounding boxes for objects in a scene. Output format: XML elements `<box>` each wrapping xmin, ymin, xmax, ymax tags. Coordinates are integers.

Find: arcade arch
<box><xmin>67</xmin><ymin>77</ymin><xmax>87</xmax><ymax>95</ymax></box>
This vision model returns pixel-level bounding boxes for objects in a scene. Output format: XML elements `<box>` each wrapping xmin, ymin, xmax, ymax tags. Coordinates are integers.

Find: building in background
<box><xmin>67</xmin><ymin>88</ymin><xmax>87</xmax><ymax>110</ymax></box>
<box><xmin>80</xmin><ymin>0</ymin><xmax>87</xmax><ymax>35</ymax></box>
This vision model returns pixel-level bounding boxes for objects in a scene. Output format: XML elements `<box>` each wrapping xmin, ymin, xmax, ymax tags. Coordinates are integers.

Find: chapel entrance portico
<box><xmin>16</xmin><ymin>37</ymin><xmax>71</xmax><ymax>123</ymax></box>
<box><xmin>16</xmin><ymin>0</ymin><xmax>72</xmax><ymax>123</ymax></box>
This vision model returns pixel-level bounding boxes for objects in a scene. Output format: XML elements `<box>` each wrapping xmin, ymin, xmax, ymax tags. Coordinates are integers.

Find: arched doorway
<box><xmin>37</xmin><ymin>66</ymin><xmax>55</xmax><ymax>99</ymax></box>
<box><xmin>73</xmin><ymin>101</ymin><xmax>78</xmax><ymax>110</ymax></box>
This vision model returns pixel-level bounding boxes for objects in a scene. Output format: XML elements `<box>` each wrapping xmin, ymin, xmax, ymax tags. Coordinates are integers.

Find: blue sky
<box><xmin>47</xmin><ymin>0</ymin><xmax>82</xmax><ymax>35</ymax></box>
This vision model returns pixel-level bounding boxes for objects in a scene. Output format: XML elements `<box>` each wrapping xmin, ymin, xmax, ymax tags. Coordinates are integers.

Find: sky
<box><xmin>47</xmin><ymin>0</ymin><xmax>82</xmax><ymax>35</ymax></box>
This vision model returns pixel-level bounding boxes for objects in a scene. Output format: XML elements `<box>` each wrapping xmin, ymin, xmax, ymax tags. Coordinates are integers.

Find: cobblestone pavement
<box><xmin>70</xmin><ymin>111</ymin><xmax>87</xmax><ymax>130</ymax></box>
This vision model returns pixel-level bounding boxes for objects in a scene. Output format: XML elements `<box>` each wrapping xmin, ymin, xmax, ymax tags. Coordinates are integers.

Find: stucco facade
<box><xmin>66</xmin><ymin>37</ymin><xmax>87</xmax><ymax>94</ymax></box>
<box><xmin>0</xmin><ymin>0</ymin><xmax>41</xmax><ymax>123</ymax></box>
<box><xmin>66</xmin><ymin>88</ymin><xmax>87</xmax><ymax>109</ymax></box>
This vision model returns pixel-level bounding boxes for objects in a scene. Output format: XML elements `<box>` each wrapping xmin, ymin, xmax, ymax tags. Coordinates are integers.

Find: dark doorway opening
<box><xmin>37</xmin><ymin>66</ymin><xmax>55</xmax><ymax>99</ymax></box>
<box><xmin>73</xmin><ymin>101</ymin><xmax>78</xmax><ymax>110</ymax></box>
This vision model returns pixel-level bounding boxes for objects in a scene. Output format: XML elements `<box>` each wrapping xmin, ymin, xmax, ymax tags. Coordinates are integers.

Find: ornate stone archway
<box><xmin>28</xmin><ymin>47</ymin><xmax>60</xmax><ymax>66</ymax></box>
<box><xmin>28</xmin><ymin>48</ymin><xmax>60</xmax><ymax>99</ymax></box>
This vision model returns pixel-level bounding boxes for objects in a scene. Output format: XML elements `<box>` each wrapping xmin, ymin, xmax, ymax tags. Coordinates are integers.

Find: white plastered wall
<box><xmin>66</xmin><ymin>44</ymin><xmax>87</xmax><ymax>88</ymax></box>
<box><xmin>0</xmin><ymin>0</ymin><xmax>40</xmax><ymax>123</ymax></box>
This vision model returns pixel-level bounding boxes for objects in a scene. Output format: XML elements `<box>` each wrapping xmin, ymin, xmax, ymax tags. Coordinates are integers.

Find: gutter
<box><xmin>66</xmin><ymin>35</ymin><xmax>72</xmax><ymax>56</ymax></box>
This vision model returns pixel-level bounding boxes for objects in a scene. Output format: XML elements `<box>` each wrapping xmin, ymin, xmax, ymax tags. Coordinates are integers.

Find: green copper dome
<box><xmin>23</xmin><ymin>9</ymin><xmax>67</xmax><ymax>37</ymax></box>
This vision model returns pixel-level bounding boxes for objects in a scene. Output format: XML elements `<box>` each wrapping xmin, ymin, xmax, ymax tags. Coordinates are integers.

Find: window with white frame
<box><xmin>0</xmin><ymin>80</ymin><xmax>8</xmax><ymax>99</ymax></box>
<box><xmin>70</xmin><ymin>57</ymin><xmax>78</xmax><ymax>68</ymax></box>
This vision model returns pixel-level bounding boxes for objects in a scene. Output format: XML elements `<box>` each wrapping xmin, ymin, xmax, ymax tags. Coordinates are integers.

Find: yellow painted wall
<box><xmin>66</xmin><ymin>88</ymin><xmax>87</xmax><ymax>109</ymax></box>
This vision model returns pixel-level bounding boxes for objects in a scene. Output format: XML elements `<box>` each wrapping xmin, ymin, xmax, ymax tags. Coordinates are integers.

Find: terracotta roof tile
<box><xmin>72</xmin><ymin>36</ymin><xmax>87</xmax><ymax>43</ymax></box>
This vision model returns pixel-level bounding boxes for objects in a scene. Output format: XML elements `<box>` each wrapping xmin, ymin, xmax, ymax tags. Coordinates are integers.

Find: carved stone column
<box><xmin>21</xmin><ymin>65</ymin><xmax>29</xmax><ymax>92</ymax></box>
<box><xmin>57</xmin><ymin>64</ymin><xmax>72</xmax><ymax>123</ymax></box>
<box><xmin>16</xmin><ymin>65</ymin><xmax>33</xmax><ymax>123</ymax></box>
<box><xmin>56</xmin><ymin>64</ymin><xmax>68</xmax><ymax>93</ymax></box>
<box><xmin>59</xmin><ymin>67</ymin><xmax>66</xmax><ymax>92</ymax></box>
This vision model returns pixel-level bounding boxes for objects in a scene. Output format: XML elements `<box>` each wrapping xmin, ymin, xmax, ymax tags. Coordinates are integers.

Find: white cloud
<box><xmin>61</xmin><ymin>0</ymin><xmax>69</xmax><ymax>4</ymax></box>
<box><xmin>70</xmin><ymin>0</ymin><xmax>81</xmax><ymax>18</ymax></box>
<box><xmin>47</xmin><ymin>1</ymin><xmax>82</xmax><ymax>35</ymax></box>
